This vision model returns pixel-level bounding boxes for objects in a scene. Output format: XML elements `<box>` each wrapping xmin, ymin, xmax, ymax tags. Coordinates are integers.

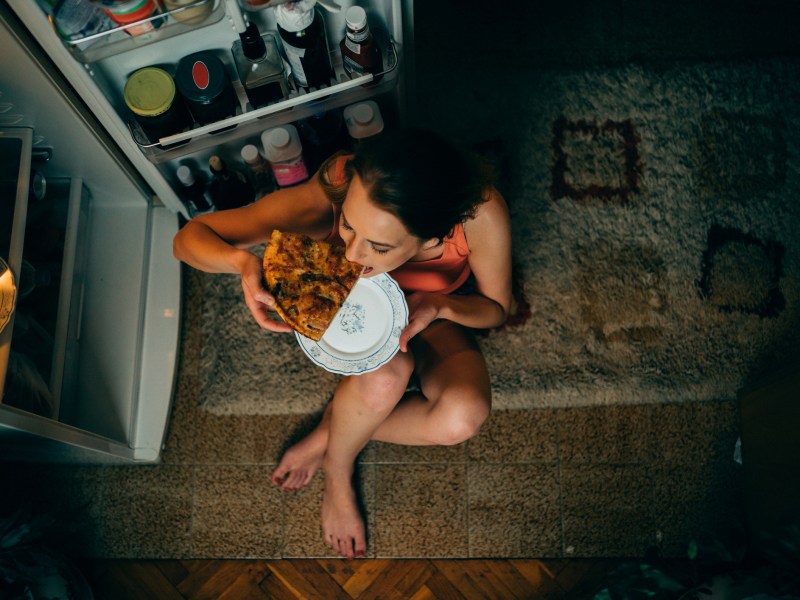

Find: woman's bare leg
<box><xmin>271</xmin><ymin>322</ymin><xmax>491</xmax><ymax>558</ymax></box>
<box><xmin>319</xmin><ymin>351</ymin><xmax>415</xmax><ymax>559</ymax></box>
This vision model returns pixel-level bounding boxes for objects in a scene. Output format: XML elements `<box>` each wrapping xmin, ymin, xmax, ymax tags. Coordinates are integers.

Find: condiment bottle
<box><xmin>123</xmin><ymin>67</ymin><xmax>193</xmax><ymax>145</ymax></box>
<box><xmin>176</xmin><ymin>165</ymin><xmax>213</xmax><ymax>214</ymax></box>
<box><xmin>339</xmin><ymin>5</ymin><xmax>382</xmax><ymax>82</ymax></box>
<box><xmin>274</xmin><ymin>0</ymin><xmax>334</xmax><ymax>92</ymax></box>
<box><xmin>261</xmin><ymin>124</ymin><xmax>309</xmax><ymax>188</ymax></box>
<box><xmin>240</xmin><ymin>144</ymin><xmax>276</xmax><ymax>200</ymax></box>
<box><xmin>231</xmin><ymin>22</ymin><xmax>290</xmax><ymax>109</ymax></box>
<box><xmin>343</xmin><ymin>100</ymin><xmax>384</xmax><ymax>144</ymax></box>
<box><xmin>175</xmin><ymin>51</ymin><xmax>239</xmax><ymax>127</ymax></box>
<box><xmin>207</xmin><ymin>155</ymin><xmax>254</xmax><ymax>211</ymax></box>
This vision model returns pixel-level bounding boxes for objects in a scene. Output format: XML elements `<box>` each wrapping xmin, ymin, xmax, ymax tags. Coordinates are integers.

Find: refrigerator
<box><xmin>0</xmin><ymin>0</ymin><xmax>414</xmax><ymax>462</ymax></box>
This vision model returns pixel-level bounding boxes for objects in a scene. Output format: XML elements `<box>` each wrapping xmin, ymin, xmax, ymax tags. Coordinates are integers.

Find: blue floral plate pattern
<box><xmin>295</xmin><ymin>273</ymin><xmax>408</xmax><ymax>375</ymax></box>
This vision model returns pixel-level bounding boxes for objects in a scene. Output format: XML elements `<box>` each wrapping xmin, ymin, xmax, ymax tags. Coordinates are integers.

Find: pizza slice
<box><xmin>262</xmin><ymin>230</ymin><xmax>363</xmax><ymax>341</ymax></box>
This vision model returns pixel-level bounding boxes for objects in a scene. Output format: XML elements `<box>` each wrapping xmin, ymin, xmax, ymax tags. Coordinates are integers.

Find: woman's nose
<box><xmin>344</xmin><ymin>240</ymin><xmax>364</xmax><ymax>263</ymax></box>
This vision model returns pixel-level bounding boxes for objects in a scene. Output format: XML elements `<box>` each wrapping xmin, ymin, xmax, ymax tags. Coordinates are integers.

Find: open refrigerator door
<box><xmin>6</xmin><ymin>0</ymin><xmax>414</xmax><ymax>219</ymax></box>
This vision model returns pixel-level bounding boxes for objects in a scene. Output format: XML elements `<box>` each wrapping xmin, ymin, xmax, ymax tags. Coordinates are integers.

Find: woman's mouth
<box><xmin>362</xmin><ymin>266</ymin><xmax>374</xmax><ymax>275</ymax></box>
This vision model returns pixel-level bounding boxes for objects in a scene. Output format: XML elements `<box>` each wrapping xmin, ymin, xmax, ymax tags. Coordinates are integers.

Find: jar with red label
<box><xmin>175</xmin><ymin>51</ymin><xmax>239</xmax><ymax>127</ymax></box>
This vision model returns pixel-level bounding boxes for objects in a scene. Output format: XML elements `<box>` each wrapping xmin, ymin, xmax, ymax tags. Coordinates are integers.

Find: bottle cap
<box><xmin>274</xmin><ymin>0</ymin><xmax>316</xmax><ymax>32</ymax></box>
<box><xmin>241</xmin><ymin>144</ymin><xmax>261</xmax><ymax>164</ymax></box>
<box><xmin>124</xmin><ymin>67</ymin><xmax>176</xmax><ymax>117</ymax></box>
<box><xmin>261</xmin><ymin>124</ymin><xmax>303</xmax><ymax>162</ymax></box>
<box><xmin>269</xmin><ymin>128</ymin><xmax>291</xmax><ymax>149</ymax></box>
<box><xmin>344</xmin><ymin>6</ymin><xmax>367</xmax><ymax>31</ymax></box>
<box><xmin>240</xmin><ymin>21</ymin><xmax>267</xmax><ymax>61</ymax></box>
<box><xmin>343</xmin><ymin>101</ymin><xmax>384</xmax><ymax>139</ymax></box>
<box><xmin>175</xmin><ymin>51</ymin><xmax>231</xmax><ymax>104</ymax></box>
<box><xmin>209</xmin><ymin>155</ymin><xmax>225</xmax><ymax>173</ymax></box>
<box><xmin>176</xmin><ymin>165</ymin><xmax>195</xmax><ymax>185</ymax></box>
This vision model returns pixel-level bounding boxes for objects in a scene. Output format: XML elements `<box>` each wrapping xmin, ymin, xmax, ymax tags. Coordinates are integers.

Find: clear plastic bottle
<box><xmin>274</xmin><ymin>0</ymin><xmax>334</xmax><ymax>91</ymax></box>
<box><xmin>339</xmin><ymin>5</ymin><xmax>382</xmax><ymax>82</ymax></box>
<box><xmin>261</xmin><ymin>124</ymin><xmax>310</xmax><ymax>188</ymax></box>
<box><xmin>240</xmin><ymin>144</ymin><xmax>276</xmax><ymax>200</ymax></box>
<box><xmin>207</xmin><ymin>155</ymin><xmax>254</xmax><ymax>211</ymax></box>
<box><xmin>176</xmin><ymin>165</ymin><xmax>213</xmax><ymax>214</ymax></box>
<box><xmin>231</xmin><ymin>22</ymin><xmax>290</xmax><ymax>109</ymax></box>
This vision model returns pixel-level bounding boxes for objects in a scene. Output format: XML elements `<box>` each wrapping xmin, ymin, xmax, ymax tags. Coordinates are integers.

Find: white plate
<box><xmin>296</xmin><ymin>273</ymin><xmax>408</xmax><ymax>375</ymax></box>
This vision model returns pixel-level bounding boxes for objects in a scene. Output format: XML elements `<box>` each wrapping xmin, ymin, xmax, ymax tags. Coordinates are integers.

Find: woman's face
<box><xmin>339</xmin><ymin>174</ymin><xmax>425</xmax><ymax>277</ymax></box>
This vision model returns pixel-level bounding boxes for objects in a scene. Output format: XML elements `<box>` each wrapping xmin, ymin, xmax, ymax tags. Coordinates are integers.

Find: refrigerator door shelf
<box><xmin>61</xmin><ymin>0</ymin><xmax>225</xmax><ymax>65</ymax></box>
<box><xmin>129</xmin><ymin>36</ymin><xmax>399</xmax><ymax>159</ymax></box>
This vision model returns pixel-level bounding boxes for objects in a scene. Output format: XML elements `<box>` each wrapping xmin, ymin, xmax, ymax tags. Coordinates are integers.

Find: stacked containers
<box><xmin>93</xmin><ymin>0</ymin><xmax>163</xmax><ymax>36</ymax></box>
<box><xmin>261</xmin><ymin>124</ymin><xmax>310</xmax><ymax>188</ymax></box>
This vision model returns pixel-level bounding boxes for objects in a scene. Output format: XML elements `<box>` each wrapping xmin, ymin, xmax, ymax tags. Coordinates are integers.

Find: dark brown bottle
<box><xmin>274</xmin><ymin>2</ymin><xmax>334</xmax><ymax>92</ymax></box>
<box><xmin>339</xmin><ymin>6</ymin><xmax>382</xmax><ymax>82</ymax></box>
<box><xmin>207</xmin><ymin>155</ymin><xmax>254</xmax><ymax>211</ymax></box>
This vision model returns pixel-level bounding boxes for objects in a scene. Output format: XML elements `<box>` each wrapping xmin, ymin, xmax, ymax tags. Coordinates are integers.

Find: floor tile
<box><xmin>372</xmin><ymin>440</ymin><xmax>466</xmax><ymax>464</ymax></box>
<box><xmin>468</xmin><ymin>463</ymin><xmax>561</xmax><ymax>557</ymax></box>
<box><xmin>373</xmin><ymin>464</ymin><xmax>468</xmax><ymax>557</ymax></box>
<box><xmin>90</xmin><ymin>465</ymin><xmax>193</xmax><ymax>558</ymax></box>
<box><xmin>561</xmin><ymin>464</ymin><xmax>656</xmax><ymax>557</ymax></box>
<box><xmin>467</xmin><ymin>408</ymin><xmax>559</xmax><ymax>463</ymax></box>
<box><xmin>651</xmin><ymin>400</ymin><xmax>740</xmax><ymax>465</ymax></box>
<box><xmin>192</xmin><ymin>465</ymin><xmax>283</xmax><ymax>558</ymax></box>
<box><xmin>651</xmin><ymin>461</ymin><xmax>744</xmax><ymax>556</ymax></box>
<box><xmin>558</xmin><ymin>404</ymin><xmax>655</xmax><ymax>464</ymax></box>
<box><xmin>193</xmin><ymin>412</ymin><xmax>305</xmax><ymax>465</ymax></box>
<box><xmin>282</xmin><ymin>464</ymin><xmax>376</xmax><ymax>558</ymax></box>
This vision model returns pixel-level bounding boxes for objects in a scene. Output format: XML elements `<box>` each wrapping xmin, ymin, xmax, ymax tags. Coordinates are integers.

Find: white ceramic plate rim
<box><xmin>295</xmin><ymin>273</ymin><xmax>408</xmax><ymax>375</ymax></box>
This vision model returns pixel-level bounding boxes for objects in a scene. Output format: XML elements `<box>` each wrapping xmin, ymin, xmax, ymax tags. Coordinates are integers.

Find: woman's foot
<box><xmin>271</xmin><ymin>424</ymin><xmax>329</xmax><ymax>492</ymax></box>
<box><xmin>321</xmin><ymin>473</ymin><xmax>366</xmax><ymax>560</ymax></box>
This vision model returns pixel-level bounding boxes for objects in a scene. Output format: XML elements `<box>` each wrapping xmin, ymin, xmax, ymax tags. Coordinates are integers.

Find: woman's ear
<box><xmin>420</xmin><ymin>237</ymin><xmax>442</xmax><ymax>251</ymax></box>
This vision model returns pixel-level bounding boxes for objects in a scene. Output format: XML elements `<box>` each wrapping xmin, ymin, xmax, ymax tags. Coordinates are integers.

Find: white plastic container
<box><xmin>261</xmin><ymin>124</ymin><xmax>310</xmax><ymax>187</ymax></box>
<box><xmin>343</xmin><ymin>100</ymin><xmax>384</xmax><ymax>141</ymax></box>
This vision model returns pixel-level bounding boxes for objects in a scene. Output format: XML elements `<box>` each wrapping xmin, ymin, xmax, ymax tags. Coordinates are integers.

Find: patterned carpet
<box><xmin>197</xmin><ymin>59</ymin><xmax>800</xmax><ymax>416</ymax></box>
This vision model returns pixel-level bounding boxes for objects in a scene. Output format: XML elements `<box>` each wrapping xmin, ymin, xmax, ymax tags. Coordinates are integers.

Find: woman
<box><xmin>173</xmin><ymin>128</ymin><xmax>512</xmax><ymax>559</ymax></box>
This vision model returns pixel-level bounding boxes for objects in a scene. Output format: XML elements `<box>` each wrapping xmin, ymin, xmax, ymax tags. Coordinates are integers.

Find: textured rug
<box><xmin>196</xmin><ymin>58</ymin><xmax>800</xmax><ymax>416</ymax></box>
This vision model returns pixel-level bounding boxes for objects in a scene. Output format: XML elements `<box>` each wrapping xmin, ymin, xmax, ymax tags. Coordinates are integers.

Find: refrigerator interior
<box><xmin>7</xmin><ymin>0</ymin><xmax>414</xmax><ymax>219</ymax></box>
<box><xmin>0</xmin><ymin>7</ymin><xmax>180</xmax><ymax>462</ymax></box>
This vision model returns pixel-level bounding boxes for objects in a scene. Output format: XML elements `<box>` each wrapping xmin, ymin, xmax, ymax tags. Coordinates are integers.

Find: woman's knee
<box><xmin>429</xmin><ymin>391</ymin><xmax>491</xmax><ymax>446</ymax></box>
<box><xmin>353</xmin><ymin>353</ymin><xmax>414</xmax><ymax>412</ymax></box>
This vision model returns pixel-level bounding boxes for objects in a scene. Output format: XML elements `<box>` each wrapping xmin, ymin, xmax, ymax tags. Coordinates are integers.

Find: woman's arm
<box><xmin>173</xmin><ymin>169</ymin><xmax>336</xmax><ymax>331</ymax></box>
<box><xmin>399</xmin><ymin>188</ymin><xmax>512</xmax><ymax>350</ymax></box>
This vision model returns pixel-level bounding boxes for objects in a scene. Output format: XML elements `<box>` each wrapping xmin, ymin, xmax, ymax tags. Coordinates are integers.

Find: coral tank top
<box><xmin>325</xmin><ymin>155</ymin><xmax>472</xmax><ymax>295</ymax></box>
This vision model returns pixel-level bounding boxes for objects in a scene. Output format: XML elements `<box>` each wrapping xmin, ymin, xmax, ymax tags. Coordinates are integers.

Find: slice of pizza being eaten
<box><xmin>262</xmin><ymin>230</ymin><xmax>363</xmax><ymax>341</ymax></box>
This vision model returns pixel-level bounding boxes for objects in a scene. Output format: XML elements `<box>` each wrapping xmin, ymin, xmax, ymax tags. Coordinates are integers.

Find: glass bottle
<box><xmin>176</xmin><ymin>165</ymin><xmax>213</xmax><ymax>214</ymax></box>
<box><xmin>240</xmin><ymin>144</ymin><xmax>276</xmax><ymax>200</ymax></box>
<box><xmin>207</xmin><ymin>155</ymin><xmax>254</xmax><ymax>211</ymax></box>
<box><xmin>274</xmin><ymin>0</ymin><xmax>334</xmax><ymax>92</ymax></box>
<box><xmin>339</xmin><ymin>5</ymin><xmax>382</xmax><ymax>82</ymax></box>
<box><xmin>232</xmin><ymin>22</ymin><xmax>290</xmax><ymax>110</ymax></box>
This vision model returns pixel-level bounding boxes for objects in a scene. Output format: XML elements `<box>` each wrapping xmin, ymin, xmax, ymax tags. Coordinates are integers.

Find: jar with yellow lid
<box><xmin>123</xmin><ymin>66</ymin><xmax>193</xmax><ymax>145</ymax></box>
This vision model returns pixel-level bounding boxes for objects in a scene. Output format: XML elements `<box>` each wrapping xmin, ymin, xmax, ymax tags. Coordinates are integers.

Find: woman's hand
<box><xmin>240</xmin><ymin>253</ymin><xmax>293</xmax><ymax>333</ymax></box>
<box><xmin>399</xmin><ymin>292</ymin><xmax>442</xmax><ymax>352</ymax></box>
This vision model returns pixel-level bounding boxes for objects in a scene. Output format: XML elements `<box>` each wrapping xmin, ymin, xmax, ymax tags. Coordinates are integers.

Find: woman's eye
<box><xmin>372</xmin><ymin>246</ymin><xmax>389</xmax><ymax>255</ymax></box>
<box><xmin>341</xmin><ymin>220</ymin><xmax>353</xmax><ymax>231</ymax></box>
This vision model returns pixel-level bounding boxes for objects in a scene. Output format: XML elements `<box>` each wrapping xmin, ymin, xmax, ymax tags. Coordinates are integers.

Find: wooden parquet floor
<box><xmin>83</xmin><ymin>558</ymin><xmax>622</xmax><ymax>600</ymax></box>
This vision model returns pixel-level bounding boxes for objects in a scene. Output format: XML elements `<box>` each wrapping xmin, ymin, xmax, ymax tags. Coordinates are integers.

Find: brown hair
<box><xmin>317</xmin><ymin>129</ymin><xmax>496</xmax><ymax>241</ymax></box>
